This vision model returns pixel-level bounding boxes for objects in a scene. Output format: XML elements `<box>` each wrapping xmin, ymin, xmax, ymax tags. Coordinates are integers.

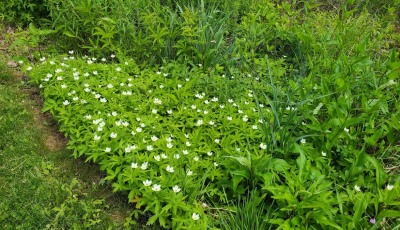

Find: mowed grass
<box><xmin>0</xmin><ymin>56</ymin><xmax>148</xmax><ymax>229</ymax></box>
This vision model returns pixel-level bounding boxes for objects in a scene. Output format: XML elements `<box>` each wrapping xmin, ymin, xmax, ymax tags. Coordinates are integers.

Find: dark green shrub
<box><xmin>0</xmin><ymin>0</ymin><xmax>48</xmax><ymax>26</ymax></box>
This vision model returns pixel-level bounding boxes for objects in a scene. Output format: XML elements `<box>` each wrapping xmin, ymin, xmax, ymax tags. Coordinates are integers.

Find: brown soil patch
<box><xmin>31</xmin><ymin>106</ymin><xmax>68</xmax><ymax>152</ymax></box>
<box><xmin>10</xmin><ymin>69</ymin><xmax>68</xmax><ymax>152</ymax></box>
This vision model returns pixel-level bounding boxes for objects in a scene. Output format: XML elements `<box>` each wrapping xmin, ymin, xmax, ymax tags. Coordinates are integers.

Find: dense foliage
<box><xmin>3</xmin><ymin>0</ymin><xmax>400</xmax><ymax>228</ymax></box>
<box><xmin>0</xmin><ymin>0</ymin><xmax>48</xmax><ymax>26</ymax></box>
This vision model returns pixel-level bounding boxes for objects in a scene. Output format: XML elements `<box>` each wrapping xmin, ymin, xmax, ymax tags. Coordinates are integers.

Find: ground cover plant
<box><xmin>25</xmin><ymin>46</ymin><xmax>400</xmax><ymax>228</ymax></box>
<box><xmin>2</xmin><ymin>0</ymin><xmax>400</xmax><ymax>229</ymax></box>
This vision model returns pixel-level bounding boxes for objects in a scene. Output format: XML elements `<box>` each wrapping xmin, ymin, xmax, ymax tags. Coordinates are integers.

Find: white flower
<box><xmin>143</xmin><ymin>179</ymin><xmax>152</xmax><ymax>186</ymax></box>
<box><xmin>151</xmin><ymin>109</ymin><xmax>157</xmax><ymax>114</ymax></box>
<box><xmin>140</xmin><ymin>123</ymin><xmax>146</xmax><ymax>128</ymax></box>
<box><xmin>154</xmin><ymin>98</ymin><xmax>162</xmax><ymax>105</ymax></box>
<box><xmin>110</xmin><ymin>132</ymin><xmax>117</xmax><ymax>138</ymax></box>
<box><xmin>152</xmin><ymin>184</ymin><xmax>161</xmax><ymax>192</ymax></box>
<box><xmin>172</xmin><ymin>185</ymin><xmax>181</xmax><ymax>193</ymax></box>
<box><xmin>209</xmin><ymin>121</ymin><xmax>215</xmax><ymax>126</ymax></box>
<box><xmin>68</xmin><ymin>50</ymin><xmax>74</xmax><ymax>54</ymax></box>
<box><xmin>100</xmin><ymin>98</ymin><xmax>108</xmax><ymax>103</ymax></box>
<box><xmin>167</xmin><ymin>110</ymin><xmax>172</xmax><ymax>114</ymax></box>
<box><xmin>194</xmin><ymin>156</ymin><xmax>199</xmax><ymax>161</ymax></box>
<box><xmin>182</xmin><ymin>150</ymin><xmax>189</xmax><ymax>155</ymax></box>
<box><xmin>131</xmin><ymin>162</ymin><xmax>138</xmax><ymax>168</ymax></box>
<box><xmin>166</xmin><ymin>136</ymin><xmax>173</xmax><ymax>143</ymax></box>
<box><xmin>159</xmin><ymin>84</ymin><xmax>164</xmax><ymax>89</ymax></box>
<box><xmin>174</xmin><ymin>154</ymin><xmax>180</xmax><ymax>159</ymax></box>
<box><xmin>187</xmin><ymin>170</ymin><xmax>193</xmax><ymax>176</ymax></box>
<box><xmin>151</xmin><ymin>135</ymin><xmax>159</xmax><ymax>141</ymax></box>
<box><xmin>212</xmin><ymin>97</ymin><xmax>218</xmax><ymax>102</ymax></box>
<box><xmin>387</xmin><ymin>184</ymin><xmax>394</xmax><ymax>191</ymax></box>
<box><xmin>107</xmin><ymin>84</ymin><xmax>113</xmax><ymax>88</ymax></box>
<box><xmin>156</xmin><ymin>71</ymin><xmax>161</xmax><ymax>75</ymax></box>
<box><xmin>94</xmin><ymin>135</ymin><xmax>100</xmax><ymax>141</ymax></box>
<box><xmin>61</xmin><ymin>84</ymin><xmax>67</xmax><ymax>89</ymax></box>
<box><xmin>55</xmin><ymin>68</ymin><xmax>62</xmax><ymax>73</ymax></box>
<box><xmin>166</xmin><ymin>165</ymin><xmax>174</xmax><ymax>173</ymax></box>
<box><xmin>236</xmin><ymin>148</ymin><xmax>241</xmax><ymax>152</ymax></box>
<box><xmin>177</xmin><ymin>84</ymin><xmax>182</xmax><ymax>88</ymax></box>
<box><xmin>110</xmin><ymin>54</ymin><xmax>115</xmax><ymax>58</ymax></box>
<box><xmin>191</xmin><ymin>105</ymin><xmax>197</xmax><ymax>109</ymax></box>
<box><xmin>243</xmin><ymin>116</ymin><xmax>249</xmax><ymax>122</ymax></box>
<box><xmin>238</xmin><ymin>110</ymin><xmax>243</xmax><ymax>114</ymax></box>
<box><xmin>196</xmin><ymin>120</ymin><xmax>203</xmax><ymax>126</ymax></box>
<box><xmin>154</xmin><ymin>155</ymin><xmax>161</xmax><ymax>161</ymax></box>
<box><xmin>104</xmin><ymin>147</ymin><xmax>111</xmax><ymax>153</ymax></box>
<box><xmin>354</xmin><ymin>185</ymin><xmax>361</xmax><ymax>192</ymax></box>
<box><xmin>214</xmin><ymin>162</ymin><xmax>219</xmax><ymax>167</ymax></box>
<box><xmin>204</xmin><ymin>100</ymin><xmax>209</xmax><ymax>104</ymax></box>
<box><xmin>50</xmin><ymin>61</ymin><xmax>55</xmax><ymax>65</ymax></box>
<box><xmin>161</xmin><ymin>153</ymin><xmax>168</xmax><ymax>159</ymax></box>
<box><xmin>136</xmin><ymin>127</ymin><xmax>142</xmax><ymax>132</ymax></box>
<box><xmin>93</xmin><ymin>71</ymin><xmax>98</xmax><ymax>75</ymax></box>
<box><xmin>116</xmin><ymin>67</ymin><xmax>121</xmax><ymax>72</ymax></box>
<box><xmin>167</xmin><ymin>143</ymin><xmax>173</xmax><ymax>148</ymax></box>
<box><xmin>141</xmin><ymin>162</ymin><xmax>149</xmax><ymax>170</ymax></box>
<box><xmin>186</xmin><ymin>141</ymin><xmax>191</xmax><ymax>147</ymax></box>
<box><xmin>63</xmin><ymin>100</ymin><xmax>70</xmax><ymax>105</ymax></box>
<box><xmin>252</xmin><ymin>125</ymin><xmax>258</xmax><ymax>130</ymax></box>
<box><xmin>192</xmin><ymin>213</ymin><xmax>200</xmax><ymax>221</ymax></box>
<box><xmin>125</xmin><ymin>146</ymin><xmax>133</xmax><ymax>153</ymax></box>
<box><xmin>260</xmin><ymin>143</ymin><xmax>267</xmax><ymax>150</ymax></box>
<box><xmin>101</xmin><ymin>58</ymin><xmax>106</xmax><ymax>62</ymax></box>
<box><xmin>147</xmin><ymin>145</ymin><xmax>153</xmax><ymax>151</ymax></box>
<box><xmin>195</xmin><ymin>93</ymin><xmax>203</xmax><ymax>99</ymax></box>
<box><xmin>300</xmin><ymin>138</ymin><xmax>306</xmax><ymax>144</ymax></box>
<box><xmin>163</xmin><ymin>73</ymin><xmax>168</xmax><ymax>77</ymax></box>
<box><xmin>321</xmin><ymin>151</ymin><xmax>327</xmax><ymax>157</ymax></box>
<box><xmin>227</xmin><ymin>116</ymin><xmax>232</xmax><ymax>121</ymax></box>
<box><xmin>214</xmin><ymin>139</ymin><xmax>220</xmax><ymax>144</ymax></box>
<box><xmin>207</xmin><ymin>151</ymin><xmax>213</xmax><ymax>156</ymax></box>
<box><xmin>344</xmin><ymin>127</ymin><xmax>350</xmax><ymax>133</ymax></box>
